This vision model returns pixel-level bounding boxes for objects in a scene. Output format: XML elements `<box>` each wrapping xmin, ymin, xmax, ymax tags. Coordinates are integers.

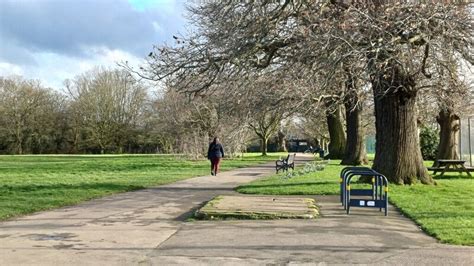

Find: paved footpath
<box><xmin>0</xmin><ymin>154</ymin><xmax>473</xmax><ymax>265</ymax></box>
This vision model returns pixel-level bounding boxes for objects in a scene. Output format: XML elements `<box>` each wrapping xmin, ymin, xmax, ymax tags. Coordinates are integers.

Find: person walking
<box><xmin>207</xmin><ymin>137</ymin><xmax>224</xmax><ymax>176</ymax></box>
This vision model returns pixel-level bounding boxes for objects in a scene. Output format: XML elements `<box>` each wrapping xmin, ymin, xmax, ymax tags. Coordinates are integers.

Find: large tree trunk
<box><xmin>372</xmin><ymin>86</ymin><xmax>433</xmax><ymax>185</ymax></box>
<box><xmin>436</xmin><ymin>109</ymin><xmax>460</xmax><ymax>162</ymax></box>
<box><xmin>325</xmin><ymin>104</ymin><xmax>346</xmax><ymax>159</ymax></box>
<box><xmin>321</xmin><ymin>138</ymin><xmax>329</xmax><ymax>153</ymax></box>
<box><xmin>276</xmin><ymin>130</ymin><xmax>287</xmax><ymax>152</ymax></box>
<box><xmin>341</xmin><ymin>85</ymin><xmax>368</xmax><ymax>165</ymax></box>
<box><xmin>260</xmin><ymin>137</ymin><xmax>268</xmax><ymax>156</ymax></box>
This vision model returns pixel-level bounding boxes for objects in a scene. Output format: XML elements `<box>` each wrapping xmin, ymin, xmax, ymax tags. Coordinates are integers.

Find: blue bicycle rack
<box><xmin>340</xmin><ymin>167</ymin><xmax>389</xmax><ymax>216</ymax></box>
<box><xmin>340</xmin><ymin>167</ymin><xmax>372</xmax><ymax>207</ymax></box>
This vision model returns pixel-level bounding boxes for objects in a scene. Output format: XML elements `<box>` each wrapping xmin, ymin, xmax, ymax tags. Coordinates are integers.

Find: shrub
<box><xmin>419</xmin><ymin>126</ymin><xmax>439</xmax><ymax>160</ymax></box>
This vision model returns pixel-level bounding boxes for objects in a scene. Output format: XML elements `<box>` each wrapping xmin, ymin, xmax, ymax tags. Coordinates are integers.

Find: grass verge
<box><xmin>0</xmin><ymin>153</ymin><xmax>280</xmax><ymax>221</ymax></box>
<box><xmin>236</xmin><ymin>159</ymin><xmax>474</xmax><ymax>245</ymax></box>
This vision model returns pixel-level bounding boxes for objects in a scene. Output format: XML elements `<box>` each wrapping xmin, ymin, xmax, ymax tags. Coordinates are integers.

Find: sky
<box><xmin>0</xmin><ymin>0</ymin><xmax>188</xmax><ymax>89</ymax></box>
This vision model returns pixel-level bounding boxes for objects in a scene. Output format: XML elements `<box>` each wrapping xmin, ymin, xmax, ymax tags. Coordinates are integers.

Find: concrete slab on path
<box><xmin>196</xmin><ymin>195</ymin><xmax>319</xmax><ymax>219</ymax></box>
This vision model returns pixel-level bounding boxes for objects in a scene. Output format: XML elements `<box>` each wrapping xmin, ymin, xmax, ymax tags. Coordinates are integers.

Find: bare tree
<box><xmin>248</xmin><ymin>109</ymin><xmax>283</xmax><ymax>156</ymax></box>
<box><xmin>150</xmin><ymin>83</ymin><xmax>253</xmax><ymax>157</ymax></box>
<box><xmin>424</xmin><ymin>47</ymin><xmax>473</xmax><ymax>161</ymax></box>
<box><xmin>0</xmin><ymin>77</ymin><xmax>64</xmax><ymax>154</ymax></box>
<box><xmin>296</xmin><ymin>111</ymin><xmax>330</xmax><ymax>152</ymax></box>
<box><xmin>349</xmin><ymin>3</ymin><xmax>471</xmax><ymax>184</ymax></box>
<box><xmin>342</xmin><ymin>86</ymin><xmax>368</xmax><ymax>165</ymax></box>
<box><xmin>323</xmin><ymin>99</ymin><xmax>346</xmax><ymax>159</ymax></box>
<box><xmin>66</xmin><ymin>68</ymin><xmax>148</xmax><ymax>153</ymax></box>
<box><xmin>135</xmin><ymin>1</ymin><xmax>472</xmax><ymax>184</ymax></box>
<box><xmin>276</xmin><ymin>126</ymin><xmax>288</xmax><ymax>152</ymax></box>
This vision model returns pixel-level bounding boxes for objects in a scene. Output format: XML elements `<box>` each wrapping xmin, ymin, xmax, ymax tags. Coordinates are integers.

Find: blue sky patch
<box><xmin>128</xmin><ymin>0</ymin><xmax>174</xmax><ymax>12</ymax></box>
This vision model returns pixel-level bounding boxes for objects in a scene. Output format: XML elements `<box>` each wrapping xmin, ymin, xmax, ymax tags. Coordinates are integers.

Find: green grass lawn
<box><xmin>0</xmin><ymin>153</ymin><xmax>281</xmax><ymax>221</ymax></box>
<box><xmin>237</xmin><ymin>159</ymin><xmax>474</xmax><ymax>245</ymax></box>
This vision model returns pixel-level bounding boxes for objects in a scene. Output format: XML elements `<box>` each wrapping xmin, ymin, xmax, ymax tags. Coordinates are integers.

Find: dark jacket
<box><xmin>207</xmin><ymin>142</ymin><xmax>224</xmax><ymax>159</ymax></box>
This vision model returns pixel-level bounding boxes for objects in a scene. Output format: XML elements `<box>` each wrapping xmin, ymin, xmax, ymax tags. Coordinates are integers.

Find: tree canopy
<box><xmin>133</xmin><ymin>1</ymin><xmax>473</xmax><ymax>184</ymax></box>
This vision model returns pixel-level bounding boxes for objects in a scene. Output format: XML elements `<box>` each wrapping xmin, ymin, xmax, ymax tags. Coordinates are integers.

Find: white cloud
<box><xmin>0</xmin><ymin>62</ymin><xmax>24</xmax><ymax>76</ymax></box>
<box><xmin>0</xmin><ymin>46</ymin><xmax>145</xmax><ymax>90</ymax></box>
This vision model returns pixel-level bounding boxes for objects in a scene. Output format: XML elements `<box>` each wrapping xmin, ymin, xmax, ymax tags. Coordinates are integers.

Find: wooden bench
<box><xmin>276</xmin><ymin>153</ymin><xmax>296</xmax><ymax>173</ymax></box>
<box><xmin>427</xmin><ymin>159</ymin><xmax>473</xmax><ymax>177</ymax></box>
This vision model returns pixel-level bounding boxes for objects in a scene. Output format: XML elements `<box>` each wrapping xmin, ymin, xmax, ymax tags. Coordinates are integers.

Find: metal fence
<box><xmin>460</xmin><ymin>117</ymin><xmax>474</xmax><ymax>167</ymax></box>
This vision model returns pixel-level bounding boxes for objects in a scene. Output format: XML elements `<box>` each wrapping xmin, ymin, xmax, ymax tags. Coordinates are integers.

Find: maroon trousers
<box><xmin>210</xmin><ymin>157</ymin><xmax>222</xmax><ymax>174</ymax></box>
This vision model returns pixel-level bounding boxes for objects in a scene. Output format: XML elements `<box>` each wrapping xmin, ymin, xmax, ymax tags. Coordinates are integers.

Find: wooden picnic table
<box><xmin>428</xmin><ymin>159</ymin><xmax>473</xmax><ymax>177</ymax></box>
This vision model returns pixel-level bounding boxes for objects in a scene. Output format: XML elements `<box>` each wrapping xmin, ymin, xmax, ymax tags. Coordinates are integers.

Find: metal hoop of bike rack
<box><xmin>340</xmin><ymin>167</ymin><xmax>389</xmax><ymax>216</ymax></box>
<box><xmin>340</xmin><ymin>167</ymin><xmax>372</xmax><ymax>207</ymax></box>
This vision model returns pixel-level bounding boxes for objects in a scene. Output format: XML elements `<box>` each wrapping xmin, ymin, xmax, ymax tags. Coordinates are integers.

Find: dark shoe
<box><xmin>211</xmin><ymin>171</ymin><xmax>215</xmax><ymax>176</ymax></box>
